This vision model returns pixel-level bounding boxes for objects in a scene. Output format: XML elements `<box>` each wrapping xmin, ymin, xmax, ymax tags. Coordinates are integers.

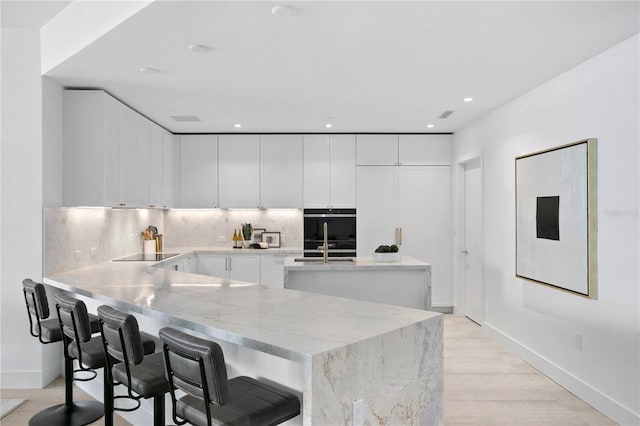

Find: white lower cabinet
<box><xmin>162</xmin><ymin>254</ymin><xmax>196</xmax><ymax>273</ymax></box>
<box><xmin>196</xmin><ymin>254</ymin><xmax>260</xmax><ymax>284</ymax></box>
<box><xmin>260</xmin><ymin>255</ymin><xmax>288</xmax><ymax>288</ymax></box>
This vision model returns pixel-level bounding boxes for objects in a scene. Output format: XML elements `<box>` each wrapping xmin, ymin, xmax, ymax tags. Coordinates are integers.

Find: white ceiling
<box><xmin>1</xmin><ymin>1</ymin><xmax>71</xmax><ymax>28</ymax></box>
<box><xmin>44</xmin><ymin>1</ymin><xmax>639</xmax><ymax>134</ymax></box>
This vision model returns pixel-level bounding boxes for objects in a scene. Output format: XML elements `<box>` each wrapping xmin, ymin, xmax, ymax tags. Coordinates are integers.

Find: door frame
<box><xmin>454</xmin><ymin>153</ymin><xmax>485</xmax><ymax>321</ymax></box>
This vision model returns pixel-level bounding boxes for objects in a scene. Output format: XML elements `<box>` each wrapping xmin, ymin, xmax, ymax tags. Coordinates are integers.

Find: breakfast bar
<box><xmin>44</xmin><ymin>258</ymin><xmax>443</xmax><ymax>425</ymax></box>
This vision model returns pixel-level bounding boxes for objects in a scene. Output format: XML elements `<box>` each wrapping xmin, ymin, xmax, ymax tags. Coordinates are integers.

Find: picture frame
<box><xmin>262</xmin><ymin>231</ymin><xmax>281</xmax><ymax>248</ymax></box>
<box><xmin>252</xmin><ymin>228</ymin><xmax>266</xmax><ymax>243</ymax></box>
<box><xmin>515</xmin><ymin>138</ymin><xmax>597</xmax><ymax>298</ymax></box>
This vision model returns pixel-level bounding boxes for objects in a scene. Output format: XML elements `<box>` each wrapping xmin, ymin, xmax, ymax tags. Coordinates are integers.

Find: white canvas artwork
<box><xmin>516</xmin><ymin>139</ymin><xmax>597</xmax><ymax>297</ymax></box>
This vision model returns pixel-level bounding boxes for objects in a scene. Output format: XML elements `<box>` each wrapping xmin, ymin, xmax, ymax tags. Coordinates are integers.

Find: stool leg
<box><xmin>29</xmin><ymin>358</ymin><xmax>105</xmax><ymax>425</ymax></box>
<box><xmin>64</xmin><ymin>356</ymin><xmax>73</xmax><ymax>405</ymax></box>
<box><xmin>153</xmin><ymin>394</ymin><xmax>165</xmax><ymax>426</ymax></box>
<box><xmin>104</xmin><ymin>368</ymin><xmax>114</xmax><ymax>426</ymax></box>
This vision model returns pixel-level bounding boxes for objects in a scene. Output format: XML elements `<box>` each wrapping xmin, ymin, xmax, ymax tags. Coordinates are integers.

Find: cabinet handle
<box><xmin>149</xmin><ymin>204</ymin><xmax>155</xmax><ymax>208</ymax></box>
<box><xmin>399</xmin><ymin>227</ymin><xmax>403</xmax><ymax>245</ymax></box>
<box><xmin>394</xmin><ymin>227</ymin><xmax>398</xmax><ymax>245</ymax></box>
<box><xmin>229</xmin><ymin>257</ymin><xmax>232</xmax><ymax>271</ymax></box>
<box><xmin>119</xmin><ymin>203</ymin><xmax>126</xmax><ymax>207</ymax></box>
<box><xmin>225</xmin><ymin>257</ymin><xmax>228</xmax><ymax>271</ymax></box>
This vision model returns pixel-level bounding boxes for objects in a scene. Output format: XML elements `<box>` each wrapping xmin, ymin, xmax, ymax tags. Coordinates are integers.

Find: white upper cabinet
<box><xmin>303</xmin><ymin>134</ymin><xmax>356</xmax><ymax>208</ymax></box>
<box><xmin>148</xmin><ymin>125</ymin><xmax>163</xmax><ymax>208</ymax></box>
<box><xmin>180</xmin><ymin>135</ymin><xmax>218</xmax><ymax>208</ymax></box>
<box><xmin>398</xmin><ymin>135</ymin><xmax>451</xmax><ymax>165</ymax></box>
<box><xmin>218</xmin><ymin>135</ymin><xmax>260</xmax><ymax>208</ymax></box>
<box><xmin>329</xmin><ymin>135</ymin><xmax>356</xmax><ymax>207</ymax></box>
<box><xmin>161</xmin><ymin>130</ymin><xmax>178</xmax><ymax>208</ymax></box>
<box><xmin>261</xmin><ymin>135</ymin><xmax>302</xmax><ymax>208</ymax></box>
<box><xmin>357</xmin><ymin>134</ymin><xmax>451</xmax><ymax>166</ymax></box>
<box><xmin>119</xmin><ymin>106</ymin><xmax>137</xmax><ymax>207</ymax></box>
<box><xmin>136</xmin><ymin>116</ymin><xmax>151</xmax><ymax>207</ymax></box>
<box><xmin>356</xmin><ymin>134</ymin><xmax>398</xmax><ymax>165</ymax></box>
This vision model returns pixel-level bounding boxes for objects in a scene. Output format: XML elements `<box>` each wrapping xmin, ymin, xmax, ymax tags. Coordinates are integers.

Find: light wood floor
<box><xmin>1</xmin><ymin>315</ymin><xmax>615</xmax><ymax>425</ymax></box>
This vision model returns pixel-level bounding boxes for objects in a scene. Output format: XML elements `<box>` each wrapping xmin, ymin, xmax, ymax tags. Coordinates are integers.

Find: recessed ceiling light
<box><xmin>234</xmin><ymin>124</ymin><xmax>242</xmax><ymax>128</ymax></box>
<box><xmin>272</xmin><ymin>5</ymin><xmax>296</xmax><ymax>16</ymax></box>
<box><xmin>139</xmin><ymin>67</ymin><xmax>159</xmax><ymax>74</ymax></box>
<box><xmin>188</xmin><ymin>44</ymin><xmax>212</xmax><ymax>53</ymax></box>
<box><xmin>427</xmin><ymin>124</ymin><xmax>435</xmax><ymax>128</ymax></box>
<box><xmin>325</xmin><ymin>124</ymin><xmax>333</xmax><ymax>128</ymax></box>
<box><xmin>463</xmin><ymin>97</ymin><xmax>474</xmax><ymax>102</ymax></box>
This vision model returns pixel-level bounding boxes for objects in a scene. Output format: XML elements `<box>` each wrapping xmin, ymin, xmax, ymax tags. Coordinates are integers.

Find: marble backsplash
<box><xmin>45</xmin><ymin>208</ymin><xmax>165</xmax><ymax>275</ymax></box>
<box><xmin>164</xmin><ymin>209</ymin><xmax>302</xmax><ymax>249</ymax></box>
<box><xmin>45</xmin><ymin>208</ymin><xmax>303</xmax><ymax>275</ymax></box>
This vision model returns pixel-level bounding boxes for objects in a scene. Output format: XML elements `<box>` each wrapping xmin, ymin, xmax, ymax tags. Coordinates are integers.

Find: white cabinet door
<box><xmin>260</xmin><ymin>135</ymin><xmax>302</xmax><ymax>208</ymax></box>
<box><xmin>119</xmin><ymin>106</ymin><xmax>137</xmax><ymax>207</ymax></box>
<box><xmin>197</xmin><ymin>254</ymin><xmax>227</xmax><ymax>278</ymax></box>
<box><xmin>260</xmin><ymin>255</ymin><xmax>288</xmax><ymax>288</ymax></box>
<box><xmin>399</xmin><ymin>135</ymin><xmax>451</xmax><ymax>166</ymax></box>
<box><xmin>181</xmin><ymin>255</ymin><xmax>196</xmax><ymax>273</ymax></box>
<box><xmin>219</xmin><ymin>135</ymin><xmax>260</xmax><ymax>208</ymax></box>
<box><xmin>228</xmin><ymin>255</ymin><xmax>260</xmax><ymax>284</ymax></box>
<box><xmin>180</xmin><ymin>135</ymin><xmax>218</xmax><ymax>208</ymax></box>
<box><xmin>103</xmin><ymin>94</ymin><xmax>121</xmax><ymax>207</ymax></box>
<box><xmin>136</xmin><ymin>116</ymin><xmax>150</xmax><ymax>207</ymax></box>
<box><xmin>398</xmin><ymin>166</ymin><xmax>452</xmax><ymax>306</ymax></box>
<box><xmin>303</xmin><ymin>135</ymin><xmax>331</xmax><ymax>208</ymax></box>
<box><xmin>148</xmin><ymin>124</ymin><xmax>163</xmax><ymax>208</ymax></box>
<box><xmin>356</xmin><ymin>134</ymin><xmax>398</xmax><ymax>165</ymax></box>
<box><xmin>162</xmin><ymin>131</ymin><xmax>178</xmax><ymax>208</ymax></box>
<box><xmin>356</xmin><ymin>166</ymin><xmax>397</xmax><ymax>256</ymax></box>
<box><xmin>329</xmin><ymin>135</ymin><xmax>356</xmax><ymax>208</ymax></box>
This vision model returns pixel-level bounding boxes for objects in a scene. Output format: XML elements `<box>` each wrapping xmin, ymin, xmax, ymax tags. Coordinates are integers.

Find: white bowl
<box><xmin>372</xmin><ymin>252</ymin><xmax>400</xmax><ymax>262</ymax></box>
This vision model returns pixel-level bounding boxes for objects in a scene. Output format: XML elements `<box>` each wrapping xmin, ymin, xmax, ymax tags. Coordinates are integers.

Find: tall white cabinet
<box><xmin>303</xmin><ymin>134</ymin><xmax>356</xmax><ymax>208</ymax></box>
<box><xmin>260</xmin><ymin>135</ymin><xmax>302</xmax><ymax>208</ymax></box>
<box><xmin>356</xmin><ymin>134</ymin><xmax>452</xmax><ymax>307</ymax></box>
<box><xmin>218</xmin><ymin>135</ymin><xmax>261</xmax><ymax>208</ymax></box>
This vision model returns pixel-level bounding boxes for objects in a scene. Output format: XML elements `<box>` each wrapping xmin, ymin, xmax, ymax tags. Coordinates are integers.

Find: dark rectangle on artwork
<box><xmin>536</xmin><ymin>196</ymin><xmax>560</xmax><ymax>240</ymax></box>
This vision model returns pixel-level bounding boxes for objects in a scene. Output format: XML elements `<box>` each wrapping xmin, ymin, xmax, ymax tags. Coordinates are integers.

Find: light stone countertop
<box><xmin>44</xmin><ymin>259</ymin><xmax>438</xmax><ymax>363</ymax></box>
<box><xmin>283</xmin><ymin>256</ymin><xmax>430</xmax><ymax>271</ymax></box>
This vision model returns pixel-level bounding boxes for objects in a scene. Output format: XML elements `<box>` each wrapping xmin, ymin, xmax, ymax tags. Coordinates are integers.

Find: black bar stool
<box><xmin>97</xmin><ymin>305</ymin><xmax>170</xmax><ymax>426</ymax></box>
<box><xmin>54</xmin><ymin>293</ymin><xmax>157</xmax><ymax>426</ymax></box>
<box><xmin>22</xmin><ymin>278</ymin><xmax>103</xmax><ymax>426</ymax></box>
<box><xmin>159</xmin><ymin>327</ymin><xmax>301</xmax><ymax>426</ymax></box>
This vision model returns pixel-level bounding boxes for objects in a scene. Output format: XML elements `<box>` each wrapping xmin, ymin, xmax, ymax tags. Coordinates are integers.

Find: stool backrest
<box><xmin>22</xmin><ymin>279</ymin><xmax>50</xmax><ymax>342</ymax></box>
<box><xmin>97</xmin><ymin>305</ymin><xmax>145</xmax><ymax>365</ymax></box>
<box><xmin>55</xmin><ymin>293</ymin><xmax>92</xmax><ymax>343</ymax></box>
<box><xmin>159</xmin><ymin>327</ymin><xmax>229</xmax><ymax>407</ymax></box>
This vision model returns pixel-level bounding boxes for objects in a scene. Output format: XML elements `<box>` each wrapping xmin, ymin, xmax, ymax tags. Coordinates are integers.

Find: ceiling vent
<box><xmin>439</xmin><ymin>110</ymin><xmax>454</xmax><ymax>119</ymax></box>
<box><xmin>171</xmin><ymin>115</ymin><xmax>201</xmax><ymax>122</ymax></box>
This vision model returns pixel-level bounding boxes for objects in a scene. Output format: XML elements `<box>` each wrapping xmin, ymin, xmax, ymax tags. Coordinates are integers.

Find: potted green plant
<box><xmin>372</xmin><ymin>244</ymin><xmax>400</xmax><ymax>262</ymax></box>
<box><xmin>241</xmin><ymin>223</ymin><xmax>253</xmax><ymax>248</ymax></box>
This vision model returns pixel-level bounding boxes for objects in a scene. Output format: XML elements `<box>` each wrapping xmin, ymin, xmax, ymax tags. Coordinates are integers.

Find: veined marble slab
<box><xmin>44</xmin><ymin>260</ymin><xmax>442</xmax><ymax>424</ymax></box>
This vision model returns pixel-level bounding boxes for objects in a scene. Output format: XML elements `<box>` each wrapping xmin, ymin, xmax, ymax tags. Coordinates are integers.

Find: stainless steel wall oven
<box><xmin>303</xmin><ymin>208</ymin><xmax>356</xmax><ymax>257</ymax></box>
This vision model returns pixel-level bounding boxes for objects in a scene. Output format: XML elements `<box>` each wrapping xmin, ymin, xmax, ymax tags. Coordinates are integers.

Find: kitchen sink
<box><xmin>293</xmin><ymin>258</ymin><xmax>354</xmax><ymax>263</ymax></box>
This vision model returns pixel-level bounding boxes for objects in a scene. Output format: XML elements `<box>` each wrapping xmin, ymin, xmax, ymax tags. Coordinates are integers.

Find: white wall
<box><xmin>0</xmin><ymin>28</ymin><xmax>52</xmax><ymax>388</ymax></box>
<box><xmin>452</xmin><ymin>34</ymin><xmax>639</xmax><ymax>425</ymax></box>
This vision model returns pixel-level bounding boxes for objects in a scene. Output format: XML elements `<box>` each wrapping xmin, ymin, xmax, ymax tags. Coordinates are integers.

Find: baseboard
<box><xmin>1</xmin><ymin>370</ymin><xmax>46</xmax><ymax>389</ymax></box>
<box><xmin>483</xmin><ymin>321</ymin><xmax>640</xmax><ymax>426</ymax></box>
<box><xmin>431</xmin><ymin>305</ymin><xmax>454</xmax><ymax>314</ymax></box>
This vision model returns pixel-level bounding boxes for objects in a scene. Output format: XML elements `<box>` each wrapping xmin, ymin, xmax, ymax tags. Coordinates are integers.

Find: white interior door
<box><xmin>463</xmin><ymin>159</ymin><xmax>484</xmax><ymax>324</ymax></box>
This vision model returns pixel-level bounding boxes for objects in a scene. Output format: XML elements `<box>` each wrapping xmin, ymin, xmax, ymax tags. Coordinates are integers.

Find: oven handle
<box><xmin>304</xmin><ymin>214</ymin><xmax>356</xmax><ymax>218</ymax></box>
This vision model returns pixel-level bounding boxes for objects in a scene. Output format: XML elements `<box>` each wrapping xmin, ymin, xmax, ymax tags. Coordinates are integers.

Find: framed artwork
<box><xmin>515</xmin><ymin>138</ymin><xmax>597</xmax><ymax>298</ymax></box>
<box><xmin>262</xmin><ymin>232</ymin><xmax>281</xmax><ymax>248</ymax></box>
<box><xmin>252</xmin><ymin>228</ymin><xmax>266</xmax><ymax>243</ymax></box>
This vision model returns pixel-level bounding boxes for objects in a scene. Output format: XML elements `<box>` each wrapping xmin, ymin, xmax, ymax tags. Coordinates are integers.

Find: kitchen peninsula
<box><xmin>44</xmin><ymin>256</ymin><xmax>443</xmax><ymax>425</ymax></box>
<box><xmin>284</xmin><ymin>256</ymin><xmax>432</xmax><ymax>310</ymax></box>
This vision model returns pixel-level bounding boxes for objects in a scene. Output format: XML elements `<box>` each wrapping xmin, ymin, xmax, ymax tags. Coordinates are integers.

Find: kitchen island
<box><xmin>44</xmin><ymin>258</ymin><xmax>443</xmax><ymax>425</ymax></box>
<box><xmin>284</xmin><ymin>256</ymin><xmax>432</xmax><ymax>310</ymax></box>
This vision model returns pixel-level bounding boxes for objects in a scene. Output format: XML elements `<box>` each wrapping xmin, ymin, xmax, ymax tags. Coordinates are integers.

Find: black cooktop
<box><xmin>113</xmin><ymin>253</ymin><xmax>179</xmax><ymax>262</ymax></box>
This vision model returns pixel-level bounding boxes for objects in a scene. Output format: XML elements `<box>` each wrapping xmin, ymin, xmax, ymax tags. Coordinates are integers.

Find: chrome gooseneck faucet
<box><xmin>317</xmin><ymin>222</ymin><xmax>329</xmax><ymax>263</ymax></box>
